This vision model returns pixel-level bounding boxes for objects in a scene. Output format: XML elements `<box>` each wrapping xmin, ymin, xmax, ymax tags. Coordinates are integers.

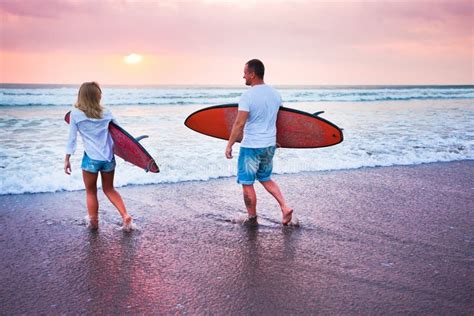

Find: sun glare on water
<box><xmin>124</xmin><ymin>53</ymin><xmax>143</xmax><ymax>64</ymax></box>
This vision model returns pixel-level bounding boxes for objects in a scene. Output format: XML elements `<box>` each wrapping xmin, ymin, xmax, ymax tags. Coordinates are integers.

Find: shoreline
<box><xmin>1</xmin><ymin>160</ymin><xmax>473</xmax><ymax>314</ymax></box>
<box><xmin>2</xmin><ymin>159</ymin><xmax>473</xmax><ymax>196</ymax></box>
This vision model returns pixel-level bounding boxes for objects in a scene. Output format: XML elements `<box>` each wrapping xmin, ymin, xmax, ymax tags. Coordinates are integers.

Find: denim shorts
<box><xmin>81</xmin><ymin>152</ymin><xmax>116</xmax><ymax>173</ymax></box>
<box><xmin>237</xmin><ymin>146</ymin><xmax>276</xmax><ymax>185</ymax></box>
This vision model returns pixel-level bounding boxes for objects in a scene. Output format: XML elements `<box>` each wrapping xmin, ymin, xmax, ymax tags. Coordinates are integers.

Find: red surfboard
<box><xmin>65</xmin><ymin>112</ymin><xmax>159</xmax><ymax>173</ymax></box>
<box><xmin>185</xmin><ymin>104</ymin><xmax>343</xmax><ymax>148</ymax></box>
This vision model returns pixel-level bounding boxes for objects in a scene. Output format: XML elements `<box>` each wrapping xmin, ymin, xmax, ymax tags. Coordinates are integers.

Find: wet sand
<box><xmin>1</xmin><ymin>161</ymin><xmax>473</xmax><ymax>315</ymax></box>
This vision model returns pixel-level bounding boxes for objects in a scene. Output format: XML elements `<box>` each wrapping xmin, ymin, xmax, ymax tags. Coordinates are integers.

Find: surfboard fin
<box><xmin>135</xmin><ymin>135</ymin><xmax>149</xmax><ymax>142</ymax></box>
<box><xmin>313</xmin><ymin>111</ymin><xmax>325</xmax><ymax>116</ymax></box>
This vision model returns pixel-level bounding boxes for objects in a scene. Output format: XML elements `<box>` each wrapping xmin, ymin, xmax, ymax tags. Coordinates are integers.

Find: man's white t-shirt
<box><xmin>238</xmin><ymin>84</ymin><xmax>281</xmax><ymax>148</ymax></box>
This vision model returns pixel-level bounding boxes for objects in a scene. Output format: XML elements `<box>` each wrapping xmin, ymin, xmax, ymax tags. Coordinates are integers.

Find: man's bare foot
<box><xmin>243</xmin><ymin>215</ymin><xmax>258</xmax><ymax>226</ymax></box>
<box><xmin>282</xmin><ymin>209</ymin><xmax>293</xmax><ymax>226</ymax></box>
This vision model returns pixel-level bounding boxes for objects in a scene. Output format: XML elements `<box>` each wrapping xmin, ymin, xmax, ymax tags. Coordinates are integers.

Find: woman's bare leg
<box><xmin>82</xmin><ymin>170</ymin><xmax>99</xmax><ymax>229</ymax></box>
<box><xmin>100</xmin><ymin>170</ymin><xmax>132</xmax><ymax>226</ymax></box>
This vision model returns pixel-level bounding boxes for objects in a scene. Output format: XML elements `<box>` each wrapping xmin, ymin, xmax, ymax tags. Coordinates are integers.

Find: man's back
<box><xmin>225</xmin><ymin>59</ymin><xmax>293</xmax><ymax>225</ymax></box>
<box><xmin>238</xmin><ymin>84</ymin><xmax>281</xmax><ymax>148</ymax></box>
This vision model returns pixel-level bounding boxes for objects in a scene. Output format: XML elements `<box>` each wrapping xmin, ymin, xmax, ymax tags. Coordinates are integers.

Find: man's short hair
<box><xmin>246</xmin><ymin>59</ymin><xmax>265</xmax><ymax>79</ymax></box>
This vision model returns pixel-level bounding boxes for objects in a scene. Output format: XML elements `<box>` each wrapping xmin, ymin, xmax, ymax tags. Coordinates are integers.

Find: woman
<box><xmin>65</xmin><ymin>82</ymin><xmax>133</xmax><ymax>231</ymax></box>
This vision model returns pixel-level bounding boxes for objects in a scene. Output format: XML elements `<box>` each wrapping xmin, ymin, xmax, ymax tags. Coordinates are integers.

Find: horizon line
<box><xmin>1</xmin><ymin>83</ymin><xmax>473</xmax><ymax>88</ymax></box>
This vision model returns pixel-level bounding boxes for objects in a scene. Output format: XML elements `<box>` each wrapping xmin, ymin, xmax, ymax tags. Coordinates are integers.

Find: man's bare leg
<box><xmin>242</xmin><ymin>184</ymin><xmax>257</xmax><ymax>218</ymax></box>
<box><xmin>260</xmin><ymin>179</ymin><xmax>293</xmax><ymax>225</ymax></box>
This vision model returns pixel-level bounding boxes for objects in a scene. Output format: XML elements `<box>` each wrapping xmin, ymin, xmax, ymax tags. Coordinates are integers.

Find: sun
<box><xmin>123</xmin><ymin>53</ymin><xmax>143</xmax><ymax>64</ymax></box>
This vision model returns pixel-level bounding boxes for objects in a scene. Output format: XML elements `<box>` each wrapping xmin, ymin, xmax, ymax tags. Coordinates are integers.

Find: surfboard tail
<box><xmin>146</xmin><ymin>160</ymin><xmax>160</xmax><ymax>173</ymax></box>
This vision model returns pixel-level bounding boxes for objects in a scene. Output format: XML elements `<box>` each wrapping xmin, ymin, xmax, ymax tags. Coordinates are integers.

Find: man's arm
<box><xmin>225</xmin><ymin>110</ymin><xmax>249</xmax><ymax>159</ymax></box>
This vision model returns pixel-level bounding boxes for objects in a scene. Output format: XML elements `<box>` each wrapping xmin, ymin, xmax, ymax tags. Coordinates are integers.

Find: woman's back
<box><xmin>67</xmin><ymin>107</ymin><xmax>115</xmax><ymax>162</ymax></box>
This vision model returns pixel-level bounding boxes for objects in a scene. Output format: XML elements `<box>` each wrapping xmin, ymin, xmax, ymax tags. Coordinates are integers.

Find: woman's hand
<box><xmin>64</xmin><ymin>155</ymin><xmax>72</xmax><ymax>175</ymax></box>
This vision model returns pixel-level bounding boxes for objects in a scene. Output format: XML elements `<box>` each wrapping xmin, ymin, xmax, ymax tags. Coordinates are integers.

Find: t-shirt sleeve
<box><xmin>238</xmin><ymin>93</ymin><xmax>250</xmax><ymax>112</ymax></box>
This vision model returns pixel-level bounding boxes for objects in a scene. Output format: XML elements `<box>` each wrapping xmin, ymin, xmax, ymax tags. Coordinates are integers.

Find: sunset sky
<box><xmin>1</xmin><ymin>0</ymin><xmax>472</xmax><ymax>85</ymax></box>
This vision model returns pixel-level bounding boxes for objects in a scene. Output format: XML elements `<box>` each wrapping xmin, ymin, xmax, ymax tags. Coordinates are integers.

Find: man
<box><xmin>225</xmin><ymin>59</ymin><xmax>293</xmax><ymax>225</ymax></box>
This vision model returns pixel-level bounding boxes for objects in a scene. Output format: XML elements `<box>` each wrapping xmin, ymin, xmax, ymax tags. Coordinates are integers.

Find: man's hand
<box><xmin>225</xmin><ymin>145</ymin><xmax>233</xmax><ymax>159</ymax></box>
<box><xmin>225</xmin><ymin>110</ymin><xmax>248</xmax><ymax>160</ymax></box>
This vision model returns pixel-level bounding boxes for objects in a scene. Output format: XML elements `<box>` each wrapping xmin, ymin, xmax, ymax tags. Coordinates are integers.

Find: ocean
<box><xmin>1</xmin><ymin>84</ymin><xmax>473</xmax><ymax>194</ymax></box>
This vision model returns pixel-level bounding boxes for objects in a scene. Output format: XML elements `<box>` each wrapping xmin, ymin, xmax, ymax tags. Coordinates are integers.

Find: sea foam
<box><xmin>0</xmin><ymin>86</ymin><xmax>473</xmax><ymax>195</ymax></box>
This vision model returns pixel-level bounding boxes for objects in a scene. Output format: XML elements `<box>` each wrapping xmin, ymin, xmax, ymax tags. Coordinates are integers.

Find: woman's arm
<box><xmin>64</xmin><ymin>115</ymin><xmax>78</xmax><ymax>174</ymax></box>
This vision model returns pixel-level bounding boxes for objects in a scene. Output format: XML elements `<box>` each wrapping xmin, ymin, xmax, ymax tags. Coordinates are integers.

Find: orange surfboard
<box><xmin>65</xmin><ymin>112</ymin><xmax>159</xmax><ymax>173</ymax></box>
<box><xmin>185</xmin><ymin>104</ymin><xmax>343</xmax><ymax>148</ymax></box>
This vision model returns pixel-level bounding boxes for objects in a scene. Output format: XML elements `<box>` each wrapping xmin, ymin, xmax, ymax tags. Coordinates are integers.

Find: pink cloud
<box><xmin>0</xmin><ymin>0</ymin><xmax>88</xmax><ymax>18</ymax></box>
<box><xmin>0</xmin><ymin>0</ymin><xmax>472</xmax><ymax>84</ymax></box>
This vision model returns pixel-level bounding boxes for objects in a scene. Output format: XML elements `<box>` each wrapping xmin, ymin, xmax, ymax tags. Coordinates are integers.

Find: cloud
<box><xmin>0</xmin><ymin>0</ymin><xmax>88</xmax><ymax>18</ymax></box>
<box><xmin>1</xmin><ymin>0</ymin><xmax>472</xmax><ymax>84</ymax></box>
<box><xmin>1</xmin><ymin>0</ymin><xmax>472</xmax><ymax>53</ymax></box>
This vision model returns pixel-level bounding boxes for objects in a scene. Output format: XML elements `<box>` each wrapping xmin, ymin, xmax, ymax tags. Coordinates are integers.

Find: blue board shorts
<box><xmin>81</xmin><ymin>152</ymin><xmax>116</xmax><ymax>173</ymax></box>
<box><xmin>237</xmin><ymin>146</ymin><xmax>276</xmax><ymax>185</ymax></box>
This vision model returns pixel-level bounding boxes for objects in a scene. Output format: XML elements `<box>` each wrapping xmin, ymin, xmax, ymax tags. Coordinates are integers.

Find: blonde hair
<box><xmin>75</xmin><ymin>82</ymin><xmax>103</xmax><ymax>119</ymax></box>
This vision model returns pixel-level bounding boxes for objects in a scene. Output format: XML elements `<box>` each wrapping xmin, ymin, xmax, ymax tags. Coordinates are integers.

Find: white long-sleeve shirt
<box><xmin>65</xmin><ymin>107</ymin><xmax>117</xmax><ymax>162</ymax></box>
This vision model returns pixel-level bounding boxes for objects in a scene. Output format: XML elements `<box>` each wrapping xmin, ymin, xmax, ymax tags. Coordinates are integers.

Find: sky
<box><xmin>0</xmin><ymin>0</ymin><xmax>473</xmax><ymax>85</ymax></box>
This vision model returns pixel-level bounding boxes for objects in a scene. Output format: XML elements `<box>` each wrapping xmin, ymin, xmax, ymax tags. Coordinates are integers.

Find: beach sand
<box><xmin>1</xmin><ymin>161</ymin><xmax>473</xmax><ymax>314</ymax></box>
